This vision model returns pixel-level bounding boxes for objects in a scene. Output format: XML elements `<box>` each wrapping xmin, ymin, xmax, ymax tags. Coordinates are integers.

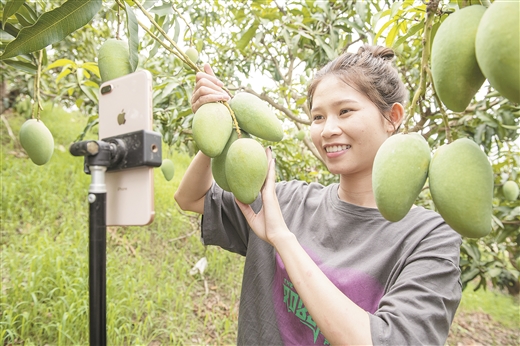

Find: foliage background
<box><xmin>1</xmin><ymin>0</ymin><xmax>519</xmax><ymax>344</ymax></box>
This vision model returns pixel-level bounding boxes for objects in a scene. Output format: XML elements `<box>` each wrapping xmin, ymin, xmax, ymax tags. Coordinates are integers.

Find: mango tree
<box><xmin>1</xmin><ymin>0</ymin><xmax>518</xmax><ymax>294</ymax></box>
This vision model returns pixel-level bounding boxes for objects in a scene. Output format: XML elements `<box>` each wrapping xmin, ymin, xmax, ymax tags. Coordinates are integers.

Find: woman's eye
<box><xmin>312</xmin><ymin>115</ymin><xmax>324</xmax><ymax>121</ymax></box>
<box><xmin>340</xmin><ymin>109</ymin><xmax>350</xmax><ymax>115</ymax></box>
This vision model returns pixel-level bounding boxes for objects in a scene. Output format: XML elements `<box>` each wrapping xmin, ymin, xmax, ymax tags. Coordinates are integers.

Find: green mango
<box><xmin>373</xmin><ymin>133</ymin><xmax>431</xmax><ymax>222</ymax></box>
<box><xmin>229</xmin><ymin>92</ymin><xmax>284</xmax><ymax>142</ymax></box>
<box><xmin>19</xmin><ymin>119</ymin><xmax>54</xmax><ymax>166</ymax></box>
<box><xmin>431</xmin><ymin>5</ymin><xmax>486</xmax><ymax>112</ymax></box>
<box><xmin>475</xmin><ymin>0</ymin><xmax>520</xmax><ymax>103</ymax></box>
<box><xmin>98</xmin><ymin>39</ymin><xmax>132</xmax><ymax>83</ymax></box>
<box><xmin>295</xmin><ymin>130</ymin><xmax>305</xmax><ymax>141</ymax></box>
<box><xmin>211</xmin><ymin>130</ymin><xmax>250</xmax><ymax>192</ymax></box>
<box><xmin>429</xmin><ymin>138</ymin><xmax>493</xmax><ymax>238</ymax></box>
<box><xmin>192</xmin><ymin>102</ymin><xmax>233</xmax><ymax>158</ymax></box>
<box><xmin>225</xmin><ymin>138</ymin><xmax>268</xmax><ymax>204</ymax></box>
<box><xmin>185</xmin><ymin>47</ymin><xmax>199</xmax><ymax>63</ymax></box>
<box><xmin>160</xmin><ymin>159</ymin><xmax>175</xmax><ymax>181</ymax></box>
<box><xmin>503</xmin><ymin>181</ymin><xmax>519</xmax><ymax>201</ymax></box>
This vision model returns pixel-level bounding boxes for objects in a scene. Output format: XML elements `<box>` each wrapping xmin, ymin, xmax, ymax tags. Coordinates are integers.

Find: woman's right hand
<box><xmin>191</xmin><ymin>63</ymin><xmax>230</xmax><ymax>113</ymax></box>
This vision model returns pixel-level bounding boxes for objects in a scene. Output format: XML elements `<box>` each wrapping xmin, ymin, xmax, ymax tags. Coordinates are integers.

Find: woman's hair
<box><xmin>307</xmin><ymin>45</ymin><xmax>408</xmax><ymax>126</ymax></box>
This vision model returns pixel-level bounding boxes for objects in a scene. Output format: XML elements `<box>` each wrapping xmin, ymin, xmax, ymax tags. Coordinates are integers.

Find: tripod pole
<box><xmin>88</xmin><ymin>165</ymin><xmax>107</xmax><ymax>346</ymax></box>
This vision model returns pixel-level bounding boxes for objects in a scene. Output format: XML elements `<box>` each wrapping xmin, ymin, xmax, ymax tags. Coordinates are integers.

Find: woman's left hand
<box><xmin>235</xmin><ymin>148</ymin><xmax>291</xmax><ymax>246</ymax></box>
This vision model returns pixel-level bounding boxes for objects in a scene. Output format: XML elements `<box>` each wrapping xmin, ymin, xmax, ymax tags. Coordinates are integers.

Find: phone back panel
<box><xmin>98</xmin><ymin>70</ymin><xmax>154</xmax><ymax>226</ymax></box>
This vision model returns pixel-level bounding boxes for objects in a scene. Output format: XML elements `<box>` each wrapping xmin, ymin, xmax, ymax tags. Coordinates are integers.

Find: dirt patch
<box><xmin>447</xmin><ymin>310</ymin><xmax>520</xmax><ymax>346</ymax></box>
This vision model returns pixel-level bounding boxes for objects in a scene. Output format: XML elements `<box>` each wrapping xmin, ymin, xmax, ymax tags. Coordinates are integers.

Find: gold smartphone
<box><xmin>98</xmin><ymin>70</ymin><xmax>154</xmax><ymax>226</ymax></box>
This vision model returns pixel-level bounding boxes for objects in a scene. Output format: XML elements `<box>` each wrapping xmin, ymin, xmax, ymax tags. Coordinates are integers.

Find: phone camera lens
<box><xmin>101</xmin><ymin>85</ymin><xmax>112</xmax><ymax>95</ymax></box>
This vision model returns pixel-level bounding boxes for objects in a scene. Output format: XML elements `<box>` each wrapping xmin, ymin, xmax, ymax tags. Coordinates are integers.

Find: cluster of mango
<box><xmin>373</xmin><ymin>133</ymin><xmax>493</xmax><ymax>239</ymax></box>
<box><xmin>431</xmin><ymin>1</ymin><xmax>519</xmax><ymax>111</ymax></box>
<box><xmin>192</xmin><ymin>93</ymin><xmax>284</xmax><ymax>204</ymax></box>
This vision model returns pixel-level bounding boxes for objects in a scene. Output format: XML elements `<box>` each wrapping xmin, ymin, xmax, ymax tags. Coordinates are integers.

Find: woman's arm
<box><xmin>174</xmin><ymin>64</ymin><xmax>230</xmax><ymax>214</ymax></box>
<box><xmin>236</xmin><ymin>150</ymin><xmax>373</xmax><ymax>345</ymax></box>
<box><xmin>174</xmin><ymin>151</ymin><xmax>213</xmax><ymax>214</ymax></box>
<box><xmin>273</xmin><ymin>233</ymin><xmax>373</xmax><ymax>345</ymax></box>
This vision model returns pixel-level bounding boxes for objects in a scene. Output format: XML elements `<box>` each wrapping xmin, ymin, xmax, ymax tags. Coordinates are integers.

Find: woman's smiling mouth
<box><xmin>325</xmin><ymin>144</ymin><xmax>351</xmax><ymax>153</ymax></box>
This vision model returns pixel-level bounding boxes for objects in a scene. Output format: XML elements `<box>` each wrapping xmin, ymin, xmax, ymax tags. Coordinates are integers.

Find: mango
<box><xmin>431</xmin><ymin>5</ymin><xmax>486</xmax><ymax>112</ymax></box>
<box><xmin>229</xmin><ymin>92</ymin><xmax>284</xmax><ymax>142</ymax></box>
<box><xmin>98</xmin><ymin>39</ymin><xmax>132</xmax><ymax>83</ymax></box>
<box><xmin>19</xmin><ymin>119</ymin><xmax>54</xmax><ymax>165</ymax></box>
<box><xmin>185</xmin><ymin>47</ymin><xmax>199</xmax><ymax>63</ymax></box>
<box><xmin>212</xmin><ymin>130</ymin><xmax>251</xmax><ymax>192</ymax></box>
<box><xmin>429</xmin><ymin>138</ymin><xmax>493</xmax><ymax>238</ymax></box>
<box><xmin>475</xmin><ymin>0</ymin><xmax>520</xmax><ymax>103</ymax></box>
<box><xmin>373</xmin><ymin>133</ymin><xmax>431</xmax><ymax>222</ymax></box>
<box><xmin>192</xmin><ymin>102</ymin><xmax>233</xmax><ymax>158</ymax></box>
<box><xmin>503</xmin><ymin>181</ymin><xmax>519</xmax><ymax>201</ymax></box>
<box><xmin>160</xmin><ymin>159</ymin><xmax>175</xmax><ymax>181</ymax></box>
<box><xmin>225</xmin><ymin>138</ymin><xmax>268</xmax><ymax>204</ymax></box>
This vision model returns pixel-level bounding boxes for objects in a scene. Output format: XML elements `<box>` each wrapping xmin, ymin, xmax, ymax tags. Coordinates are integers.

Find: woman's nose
<box><xmin>322</xmin><ymin>117</ymin><xmax>342</xmax><ymax>138</ymax></box>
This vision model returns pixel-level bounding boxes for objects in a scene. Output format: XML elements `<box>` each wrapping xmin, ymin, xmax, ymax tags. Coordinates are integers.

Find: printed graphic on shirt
<box><xmin>273</xmin><ymin>249</ymin><xmax>384</xmax><ymax>345</ymax></box>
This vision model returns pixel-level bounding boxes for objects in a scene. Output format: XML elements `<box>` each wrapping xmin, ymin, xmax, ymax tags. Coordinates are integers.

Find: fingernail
<box><xmin>268</xmin><ymin>146</ymin><xmax>272</xmax><ymax>151</ymax></box>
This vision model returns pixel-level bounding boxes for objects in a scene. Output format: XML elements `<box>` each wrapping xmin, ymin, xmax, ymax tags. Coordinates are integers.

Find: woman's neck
<box><xmin>338</xmin><ymin>173</ymin><xmax>377</xmax><ymax>208</ymax></box>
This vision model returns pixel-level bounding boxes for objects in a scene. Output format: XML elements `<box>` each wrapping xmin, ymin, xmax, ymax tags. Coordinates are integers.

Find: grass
<box><xmin>1</xmin><ymin>105</ymin><xmax>244</xmax><ymax>345</ymax></box>
<box><xmin>2</xmin><ymin>105</ymin><xmax>519</xmax><ymax>345</ymax></box>
<box><xmin>458</xmin><ymin>282</ymin><xmax>519</xmax><ymax>330</ymax></box>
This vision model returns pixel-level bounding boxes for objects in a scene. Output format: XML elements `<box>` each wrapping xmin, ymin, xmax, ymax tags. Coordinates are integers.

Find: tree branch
<box><xmin>242</xmin><ymin>87</ymin><xmax>311</xmax><ymax>125</ymax></box>
<box><xmin>403</xmin><ymin>0</ymin><xmax>440</xmax><ymax>133</ymax></box>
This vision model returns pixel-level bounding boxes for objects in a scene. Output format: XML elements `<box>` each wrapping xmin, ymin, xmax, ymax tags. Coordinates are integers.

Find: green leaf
<box><xmin>14</xmin><ymin>3</ymin><xmax>38</xmax><ymax>27</ymax></box>
<box><xmin>0</xmin><ymin>22</ymin><xmax>20</xmax><ymax>39</ymax></box>
<box><xmin>393</xmin><ymin>19</ymin><xmax>424</xmax><ymax>48</ymax></box>
<box><xmin>45</xmin><ymin>58</ymin><xmax>76</xmax><ymax>70</ymax></box>
<box><xmin>2</xmin><ymin>0</ymin><xmax>26</xmax><ymax>29</ymax></box>
<box><xmin>0</xmin><ymin>0</ymin><xmax>102</xmax><ymax>60</ymax></box>
<box><xmin>315</xmin><ymin>36</ymin><xmax>335</xmax><ymax>61</ymax></box>
<box><xmin>81</xmin><ymin>62</ymin><xmax>100</xmax><ymax>78</ymax></box>
<box><xmin>125</xmin><ymin>3</ymin><xmax>139</xmax><ymax>72</ymax></box>
<box><xmin>56</xmin><ymin>68</ymin><xmax>71</xmax><ymax>83</ymax></box>
<box><xmin>2</xmin><ymin>58</ymin><xmax>36</xmax><ymax>73</ymax></box>
<box><xmin>236</xmin><ymin>20</ymin><xmax>259</xmax><ymax>53</ymax></box>
<box><xmin>461</xmin><ymin>267</ymin><xmax>480</xmax><ymax>284</ymax></box>
<box><xmin>385</xmin><ymin>22</ymin><xmax>399</xmax><ymax>47</ymax></box>
<box><xmin>374</xmin><ymin>18</ymin><xmax>395</xmax><ymax>42</ymax></box>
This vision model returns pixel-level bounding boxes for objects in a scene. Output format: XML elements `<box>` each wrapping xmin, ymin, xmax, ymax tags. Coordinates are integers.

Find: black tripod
<box><xmin>70</xmin><ymin>130</ymin><xmax>161</xmax><ymax>345</ymax></box>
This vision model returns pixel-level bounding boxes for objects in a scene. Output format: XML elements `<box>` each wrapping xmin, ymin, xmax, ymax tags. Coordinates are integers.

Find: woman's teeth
<box><xmin>325</xmin><ymin>145</ymin><xmax>351</xmax><ymax>153</ymax></box>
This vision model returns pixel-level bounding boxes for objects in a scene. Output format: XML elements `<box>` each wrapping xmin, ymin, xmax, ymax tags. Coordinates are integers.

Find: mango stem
<box><xmin>222</xmin><ymin>102</ymin><xmax>241</xmax><ymax>138</ymax></box>
<box><xmin>403</xmin><ymin>0</ymin><xmax>440</xmax><ymax>133</ymax></box>
<box><xmin>123</xmin><ymin>0</ymin><xmax>201</xmax><ymax>72</ymax></box>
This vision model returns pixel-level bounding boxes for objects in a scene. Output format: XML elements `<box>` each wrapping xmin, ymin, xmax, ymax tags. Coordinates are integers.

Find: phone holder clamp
<box><xmin>70</xmin><ymin>130</ymin><xmax>162</xmax><ymax>173</ymax></box>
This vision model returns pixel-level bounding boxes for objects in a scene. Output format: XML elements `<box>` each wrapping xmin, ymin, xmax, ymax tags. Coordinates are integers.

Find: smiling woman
<box><xmin>175</xmin><ymin>45</ymin><xmax>462</xmax><ymax>346</ymax></box>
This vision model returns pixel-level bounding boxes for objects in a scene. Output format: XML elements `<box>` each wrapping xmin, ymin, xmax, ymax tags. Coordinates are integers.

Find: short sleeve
<box><xmin>369</xmin><ymin>226</ymin><xmax>462</xmax><ymax>345</ymax></box>
<box><xmin>202</xmin><ymin>182</ymin><xmax>261</xmax><ymax>256</ymax></box>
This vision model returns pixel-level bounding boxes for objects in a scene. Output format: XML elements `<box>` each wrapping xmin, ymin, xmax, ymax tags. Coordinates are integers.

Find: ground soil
<box><xmin>447</xmin><ymin>310</ymin><xmax>519</xmax><ymax>346</ymax></box>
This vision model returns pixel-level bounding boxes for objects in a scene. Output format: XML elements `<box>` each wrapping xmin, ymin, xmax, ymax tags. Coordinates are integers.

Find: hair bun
<box><xmin>358</xmin><ymin>44</ymin><xmax>395</xmax><ymax>61</ymax></box>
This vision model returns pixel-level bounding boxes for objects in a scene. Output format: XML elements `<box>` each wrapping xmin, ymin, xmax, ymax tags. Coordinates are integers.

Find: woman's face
<box><xmin>310</xmin><ymin>75</ymin><xmax>394</xmax><ymax>177</ymax></box>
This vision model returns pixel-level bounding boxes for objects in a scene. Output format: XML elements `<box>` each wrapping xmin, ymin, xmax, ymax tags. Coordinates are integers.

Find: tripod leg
<box><xmin>88</xmin><ymin>166</ymin><xmax>107</xmax><ymax>346</ymax></box>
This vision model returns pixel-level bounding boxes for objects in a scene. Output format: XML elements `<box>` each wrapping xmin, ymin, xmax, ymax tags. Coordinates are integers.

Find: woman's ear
<box><xmin>386</xmin><ymin>102</ymin><xmax>404</xmax><ymax>133</ymax></box>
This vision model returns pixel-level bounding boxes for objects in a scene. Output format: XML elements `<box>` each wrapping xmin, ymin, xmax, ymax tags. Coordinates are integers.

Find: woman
<box><xmin>175</xmin><ymin>45</ymin><xmax>462</xmax><ymax>345</ymax></box>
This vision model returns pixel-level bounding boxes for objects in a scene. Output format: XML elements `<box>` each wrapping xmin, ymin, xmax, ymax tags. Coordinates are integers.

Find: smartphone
<box><xmin>98</xmin><ymin>69</ymin><xmax>155</xmax><ymax>226</ymax></box>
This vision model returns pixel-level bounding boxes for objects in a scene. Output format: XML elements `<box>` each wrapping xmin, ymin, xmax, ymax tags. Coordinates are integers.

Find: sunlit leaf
<box><xmin>56</xmin><ymin>68</ymin><xmax>71</xmax><ymax>83</ymax></box>
<box><xmin>45</xmin><ymin>58</ymin><xmax>76</xmax><ymax>70</ymax></box>
<box><xmin>0</xmin><ymin>0</ymin><xmax>102</xmax><ymax>60</ymax></box>
<box><xmin>81</xmin><ymin>62</ymin><xmax>100</xmax><ymax>78</ymax></box>
<box><xmin>236</xmin><ymin>20</ymin><xmax>259</xmax><ymax>53</ymax></box>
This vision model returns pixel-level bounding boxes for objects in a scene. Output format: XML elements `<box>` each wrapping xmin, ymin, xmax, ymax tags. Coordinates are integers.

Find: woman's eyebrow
<box><xmin>311</xmin><ymin>98</ymin><xmax>359</xmax><ymax>112</ymax></box>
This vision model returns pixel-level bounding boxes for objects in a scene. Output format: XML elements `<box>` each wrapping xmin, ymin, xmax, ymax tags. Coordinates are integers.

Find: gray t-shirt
<box><xmin>202</xmin><ymin>180</ymin><xmax>462</xmax><ymax>345</ymax></box>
